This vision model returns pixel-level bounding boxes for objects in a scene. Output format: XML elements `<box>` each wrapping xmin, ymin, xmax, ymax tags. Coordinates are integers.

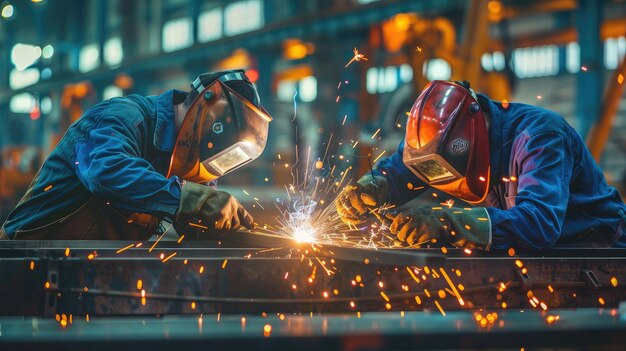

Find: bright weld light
<box><xmin>292</xmin><ymin>224</ymin><xmax>316</xmax><ymax>243</ymax></box>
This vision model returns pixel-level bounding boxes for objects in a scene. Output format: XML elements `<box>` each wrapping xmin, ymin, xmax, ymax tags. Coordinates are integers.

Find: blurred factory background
<box><xmin>1</xmin><ymin>0</ymin><xmax>625</xmax><ymax>223</ymax></box>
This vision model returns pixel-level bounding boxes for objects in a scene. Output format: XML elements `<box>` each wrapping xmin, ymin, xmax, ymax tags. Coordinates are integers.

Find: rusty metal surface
<box><xmin>1</xmin><ymin>240</ymin><xmax>625</xmax><ymax>317</ymax></box>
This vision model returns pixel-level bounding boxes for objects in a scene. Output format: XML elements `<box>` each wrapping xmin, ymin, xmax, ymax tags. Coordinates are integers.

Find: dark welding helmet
<box><xmin>167</xmin><ymin>70</ymin><xmax>272</xmax><ymax>183</ymax></box>
<box><xmin>402</xmin><ymin>80</ymin><xmax>490</xmax><ymax>203</ymax></box>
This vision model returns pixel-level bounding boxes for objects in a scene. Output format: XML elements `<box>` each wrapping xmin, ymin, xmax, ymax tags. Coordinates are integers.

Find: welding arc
<box><xmin>50</xmin><ymin>280</ymin><xmax>589</xmax><ymax>305</ymax></box>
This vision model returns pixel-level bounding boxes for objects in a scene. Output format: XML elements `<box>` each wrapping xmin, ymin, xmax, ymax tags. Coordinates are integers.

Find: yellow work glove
<box><xmin>387</xmin><ymin>205</ymin><xmax>491</xmax><ymax>249</ymax></box>
<box><xmin>336</xmin><ymin>174</ymin><xmax>388</xmax><ymax>225</ymax></box>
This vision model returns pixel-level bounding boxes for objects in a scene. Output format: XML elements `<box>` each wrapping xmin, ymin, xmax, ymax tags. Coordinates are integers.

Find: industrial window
<box><xmin>566</xmin><ymin>42</ymin><xmax>580</xmax><ymax>73</ymax></box>
<box><xmin>224</xmin><ymin>0</ymin><xmax>263</xmax><ymax>37</ymax></box>
<box><xmin>299</xmin><ymin>76</ymin><xmax>317</xmax><ymax>102</ymax></box>
<box><xmin>9</xmin><ymin>93</ymin><xmax>37</xmax><ymax>113</ymax></box>
<box><xmin>604</xmin><ymin>36</ymin><xmax>626</xmax><ymax>70</ymax></box>
<box><xmin>79</xmin><ymin>43</ymin><xmax>100</xmax><ymax>73</ymax></box>
<box><xmin>423</xmin><ymin>59</ymin><xmax>451</xmax><ymax>81</ymax></box>
<box><xmin>11</xmin><ymin>43</ymin><xmax>42</xmax><ymax>71</ymax></box>
<box><xmin>103</xmin><ymin>85</ymin><xmax>124</xmax><ymax>101</ymax></box>
<box><xmin>512</xmin><ymin>45</ymin><xmax>559</xmax><ymax>78</ymax></box>
<box><xmin>276</xmin><ymin>76</ymin><xmax>317</xmax><ymax>102</ymax></box>
<box><xmin>162</xmin><ymin>17</ymin><xmax>193</xmax><ymax>52</ymax></box>
<box><xmin>198</xmin><ymin>8</ymin><xmax>223</xmax><ymax>42</ymax></box>
<box><xmin>40</xmin><ymin>96</ymin><xmax>52</xmax><ymax>115</ymax></box>
<box><xmin>277</xmin><ymin>80</ymin><xmax>297</xmax><ymax>102</ymax></box>
<box><xmin>481</xmin><ymin>51</ymin><xmax>505</xmax><ymax>72</ymax></box>
<box><xmin>366</xmin><ymin>64</ymin><xmax>414</xmax><ymax>95</ymax></box>
<box><xmin>9</xmin><ymin>68</ymin><xmax>40</xmax><ymax>90</ymax></box>
<box><xmin>104</xmin><ymin>37</ymin><xmax>123</xmax><ymax>67</ymax></box>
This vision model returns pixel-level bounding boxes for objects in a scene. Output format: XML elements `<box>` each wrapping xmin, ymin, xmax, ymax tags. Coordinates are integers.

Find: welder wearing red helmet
<box><xmin>336</xmin><ymin>80</ymin><xmax>626</xmax><ymax>250</ymax></box>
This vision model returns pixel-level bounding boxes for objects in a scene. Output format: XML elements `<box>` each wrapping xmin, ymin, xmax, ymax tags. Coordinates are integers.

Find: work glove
<box><xmin>336</xmin><ymin>174</ymin><xmax>388</xmax><ymax>225</ymax></box>
<box><xmin>387</xmin><ymin>205</ymin><xmax>491</xmax><ymax>250</ymax></box>
<box><xmin>176</xmin><ymin>181</ymin><xmax>254</xmax><ymax>236</ymax></box>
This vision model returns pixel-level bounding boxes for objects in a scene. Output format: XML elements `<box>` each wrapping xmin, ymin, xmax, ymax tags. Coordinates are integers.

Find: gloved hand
<box><xmin>176</xmin><ymin>181</ymin><xmax>254</xmax><ymax>235</ymax></box>
<box><xmin>336</xmin><ymin>174</ymin><xmax>388</xmax><ymax>225</ymax></box>
<box><xmin>387</xmin><ymin>205</ymin><xmax>491</xmax><ymax>249</ymax></box>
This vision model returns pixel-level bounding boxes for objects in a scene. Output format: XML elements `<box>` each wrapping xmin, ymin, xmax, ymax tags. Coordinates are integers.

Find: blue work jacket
<box><xmin>374</xmin><ymin>95</ymin><xmax>626</xmax><ymax>250</ymax></box>
<box><xmin>2</xmin><ymin>90</ymin><xmax>185</xmax><ymax>238</ymax></box>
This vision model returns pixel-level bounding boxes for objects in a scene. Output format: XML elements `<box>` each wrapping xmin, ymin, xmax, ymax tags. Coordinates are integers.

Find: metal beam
<box><xmin>0</xmin><ymin>0</ymin><xmax>464</xmax><ymax>104</ymax></box>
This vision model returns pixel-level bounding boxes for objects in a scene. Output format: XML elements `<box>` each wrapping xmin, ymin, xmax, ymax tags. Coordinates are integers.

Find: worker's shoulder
<box><xmin>102</xmin><ymin>94</ymin><xmax>156</xmax><ymax>126</ymax></box>
<box><xmin>505</xmin><ymin>101</ymin><xmax>569</xmax><ymax>137</ymax></box>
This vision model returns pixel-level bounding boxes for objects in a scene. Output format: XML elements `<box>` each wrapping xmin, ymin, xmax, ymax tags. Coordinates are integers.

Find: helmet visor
<box><xmin>167</xmin><ymin>81</ymin><xmax>272</xmax><ymax>183</ymax></box>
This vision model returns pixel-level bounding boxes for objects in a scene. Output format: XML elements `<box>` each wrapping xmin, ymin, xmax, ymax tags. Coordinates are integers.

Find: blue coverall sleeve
<box><xmin>373</xmin><ymin>141</ymin><xmax>427</xmax><ymax>205</ymax></box>
<box><xmin>487</xmin><ymin>132</ymin><xmax>573</xmax><ymax>250</ymax></box>
<box><xmin>74</xmin><ymin>115</ymin><xmax>182</xmax><ymax>217</ymax></box>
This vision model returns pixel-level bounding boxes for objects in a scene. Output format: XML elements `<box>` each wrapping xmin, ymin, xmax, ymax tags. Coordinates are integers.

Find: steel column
<box><xmin>575</xmin><ymin>0</ymin><xmax>604</xmax><ymax>138</ymax></box>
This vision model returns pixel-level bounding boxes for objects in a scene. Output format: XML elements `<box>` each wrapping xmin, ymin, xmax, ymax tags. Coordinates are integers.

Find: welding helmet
<box><xmin>402</xmin><ymin>80</ymin><xmax>489</xmax><ymax>203</ymax></box>
<box><xmin>167</xmin><ymin>70</ymin><xmax>272</xmax><ymax>183</ymax></box>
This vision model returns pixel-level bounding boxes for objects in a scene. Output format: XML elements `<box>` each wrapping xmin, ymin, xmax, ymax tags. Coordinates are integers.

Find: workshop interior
<box><xmin>1</xmin><ymin>0</ymin><xmax>626</xmax><ymax>350</ymax></box>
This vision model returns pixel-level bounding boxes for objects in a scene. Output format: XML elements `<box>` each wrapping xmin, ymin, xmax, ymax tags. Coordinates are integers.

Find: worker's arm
<box><xmin>74</xmin><ymin>114</ymin><xmax>182</xmax><ymax>217</ymax></box>
<box><xmin>487</xmin><ymin>131</ymin><xmax>573</xmax><ymax>250</ymax></box>
<box><xmin>372</xmin><ymin>141</ymin><xmax>427</xmax><ymax>205</ymax></box>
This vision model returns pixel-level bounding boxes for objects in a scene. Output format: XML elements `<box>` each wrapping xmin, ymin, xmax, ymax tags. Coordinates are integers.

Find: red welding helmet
<box><xmin>167</xmin><ymin>70</ymin><xmax>272</xmax><ymax>183</ymax></box>
<box><xmin>402</xmin><ymin>80</ymin><xmax>490</xmax><ymax>203</ymax></box>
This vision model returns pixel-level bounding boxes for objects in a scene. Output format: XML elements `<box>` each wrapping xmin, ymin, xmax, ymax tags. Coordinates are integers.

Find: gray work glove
<box><xmin>388</xmin><ymin>206</ymin><xmax>491</xmax><ymax>250</ymax></box>
<box><xmin>336</xmin><ymin>174</ymin><xmax>388</xmax><ymax>225</ymax></box>
<box><xmin>176</xmin><ymin>181</ymin><xmax>254</xmax><ymax>236</ymax></box>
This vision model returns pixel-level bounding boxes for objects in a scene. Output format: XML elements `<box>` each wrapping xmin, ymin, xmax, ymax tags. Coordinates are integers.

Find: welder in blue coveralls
<box><xmin>336</xmin><ymin>80</ymin><xmax>626</xmax><ymax>250</ymax></box>
<box><xmin>0</xmin><ymin>70</ymin><xmax>272</xmax><ymax>240</ymax></box>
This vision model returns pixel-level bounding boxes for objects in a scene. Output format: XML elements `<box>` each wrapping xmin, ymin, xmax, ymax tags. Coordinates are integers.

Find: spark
<box><xmin>222</xmin><ymin>259</ymin><xmax>228</xmax><ymax>269</ymax></box>
<box><xmin>546</xmin><ymin>315</ymin><xmax>560</xmax><ymax>324</ymax></box>
<box><xmin>415</xmin><ymin>46</ymin><xmax>422</xmax><ymax>53</ymax></box>
<box><xmin>441</xmin><ymin>199</ymin><xmax>454</xmax><ymax>208</ymax></box>
<box><xmin>177</xmin><ymin>235</ymin><xmax>185</xmax><ymax>244</ymax></box>
<box><xmin>188</xmin><ymin>222</ymin><xmax>209</xmax><ymax>229</ymax></box>
<box><xmin>598</xmin><ymin>297</ymin><xmax>605</xmax><ymax>305</ymax></box>
<box><xmin>619</xmin><ymin>74</ymin><xmax>624</xmax><ymax>85</ymax></box>
<box><xmin>439</xmin><ymin>267</ymin><xmax>464</xmax><ymax>306</ymax></box>
<box><xmin>44</xmin><ymin>184</ymin><xmax>53</xmax><ymax>192</ymax></box>
<box><xmin>345</xmin><ymin>47</ymin><xmax>368</xmax><ymax>68</ymax></box>
<box><xmin>116</xmin><ymin>243</ymin><xmax>134</xmax><ymax>254</ymax></box>
<box><xmin>136</xmin><ymin>280</ymin><xmax>143</xmax><ymax>290</ymax></box>
<box><xmin>434</xmin><ymin>300</ymin><xmax>446</xmax><ymax>316</ymax></box>
<box><xmin>162</xmin><ymin>252</ymin><xmax>177</xmax><ymax>262</ymax></box>
<box><xmin>371</xmin><ymin>128</ymin><xmax>381</xmax><ymax>139</ymax></box>
<box><xmin>149</xmin><ymin>223</ymin><xmax>173</xmax><ymax>252</ymax></box>
<box><xmin>372</xmin><ymin>150</ymin><xmax>386</xmax><ymax>163</ymax></box>
<box><xmin>611</xmin><ymin>277</ymin><xmax>618</xmax><ymax>287</ymax></box>
<box><xmin>29</xmin><ymin>261</ymin><xmax>35</xmax><ymax>270</ymax></box>
<box><xmin>263</xmin><ymin>324</ymin><xmax>272</xmax><ymax>337</ymax></box>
